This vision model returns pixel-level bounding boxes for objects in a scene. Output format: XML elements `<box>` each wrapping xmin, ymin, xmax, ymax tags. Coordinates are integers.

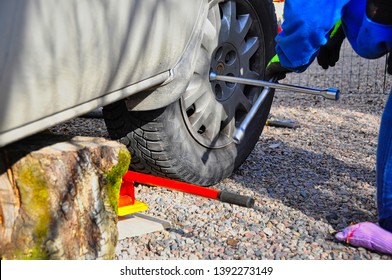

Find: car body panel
<box><xmin>0</xmin><ymin>0</ymin><xmax>207</xmax><ymax>147</ymax></box>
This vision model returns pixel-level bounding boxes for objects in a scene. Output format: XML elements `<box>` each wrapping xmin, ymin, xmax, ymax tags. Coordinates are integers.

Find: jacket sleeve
<box><xmin>275</xmin><ymin>0</ymin><xmax>351</xmax><ymax>71</ymax></box>
<box><xmin>343</xmin><ymin>0</ymin><xmax>392</xmax><ymax>59</ymax></box>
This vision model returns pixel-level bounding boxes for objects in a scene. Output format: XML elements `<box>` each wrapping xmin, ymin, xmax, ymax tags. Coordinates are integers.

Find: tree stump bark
<box><xmin>0</xmin><ymin>135</ymin><xmax>130</xmax><ymax>259</ymax></box>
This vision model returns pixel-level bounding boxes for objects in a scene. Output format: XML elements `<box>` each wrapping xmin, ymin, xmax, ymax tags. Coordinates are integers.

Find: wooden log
<box><xmin>0</xmin><ymin>135</ymin><xmax>130</xmax><ymax>259</ymax></box>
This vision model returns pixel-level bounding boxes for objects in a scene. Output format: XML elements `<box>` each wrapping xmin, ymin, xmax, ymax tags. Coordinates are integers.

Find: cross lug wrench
<box><xmin>209</xmin><ymin>72</ymin><xmax>340</xmax><ymax>144</ymax></box>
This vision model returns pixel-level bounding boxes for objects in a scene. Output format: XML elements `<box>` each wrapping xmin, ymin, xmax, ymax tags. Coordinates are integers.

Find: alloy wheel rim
<box><xmin>181</xmin><ymin>0</ymin><xmax>265</xmax><ymax>148</ymax></box>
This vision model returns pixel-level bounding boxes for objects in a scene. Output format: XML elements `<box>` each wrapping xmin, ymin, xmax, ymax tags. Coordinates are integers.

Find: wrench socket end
<box><xmin>233</xmin><ymin>127</ymin><xmax>245</xmax><ymax>144</ymax></box>
<box><xmin>209</xmin><ymin>72</ymin><xmax>217</xmax><ymax>81</ymax></box>
<box><xmin>326</xmin><ymin>88</ymin><xmax>340</xmax><ymax>101</ymax></box>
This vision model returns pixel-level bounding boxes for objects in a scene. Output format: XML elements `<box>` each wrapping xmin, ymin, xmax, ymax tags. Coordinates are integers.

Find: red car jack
<box><xmin>118</xmin><ymin>171</ymin><xmax>255</xmax><ymax>217</ymax></box>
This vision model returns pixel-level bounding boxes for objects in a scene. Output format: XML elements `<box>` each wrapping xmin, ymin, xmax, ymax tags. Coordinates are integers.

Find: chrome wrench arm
<box><xmin>209</xmin><ymin>72</ymin><xmax>340</xmax><ymax>144</ymax></box>
<box><xmin>232</xmin><ymin>82</ymin><xmax>272</xmax><ymax>144</ymax></box>
<box><xmin>209</xmin><ymin>72</ymin><xmax>340</xmax><ymax>100</ymax></box>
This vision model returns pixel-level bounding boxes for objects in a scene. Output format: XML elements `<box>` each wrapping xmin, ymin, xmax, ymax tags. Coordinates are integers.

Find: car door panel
<box><xmin>0</xmin><ymin>0</ymin><xmax>205</xmax><ymax>145</ymax></box>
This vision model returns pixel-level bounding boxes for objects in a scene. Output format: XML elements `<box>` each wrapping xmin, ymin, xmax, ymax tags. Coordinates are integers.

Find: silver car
<box><xmin>0</xmin><ymin>0</ymin><xmax>277</xmax><ymax>185</ymax></box>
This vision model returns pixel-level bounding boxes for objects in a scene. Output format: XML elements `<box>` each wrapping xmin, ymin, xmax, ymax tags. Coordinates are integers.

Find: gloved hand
<box><xmin>265</xmin><ymin>54</ymin><xmax>292</xmax><ymax>81</ymax></box>
<box><xmin>317</xmin><ymin>20</ymin><xmax>346</xmax><ymax>70</ymax></box>
<box><xmin>335</xmin><ymin>222</ymin><xmax>392</xmax><ymax>255</ymax></box>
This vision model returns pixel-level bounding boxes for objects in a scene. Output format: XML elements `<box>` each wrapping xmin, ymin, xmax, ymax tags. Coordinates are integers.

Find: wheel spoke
<box><xmin>189</xmin><ymin>96</ymin><xmax>215</xmax><ymax>132</ymax></box>
<box><xmin>197</xmin><ymin>48</ymin><xmax>211</xmax><ymax>71</ymax></box>
<box><xmin>236</xmin><ymin>87</ymin><xmax>253</xmax><ymax>112</ymax></box>
<box><xmin>221</xmin><ymin>117</ymin><xmax>236</xmax><ymax>139</ymax></box>
<box><xmin>244</xmin><ymin>69</ymin><xmax>259</xmax><ymax>80</ymax></box>
<box><xmin>221</xmin><ymin>86</ymin><xmax>253</xmax><ymax>120</ymax></box>
<box><xmin>182</xmin><ymin>75</ymin><xmax>204</xmax><ymax>109</ymax></box>
<box><xmin>219</xmin><ymin>1</ymin><xmax>236</xmax><ymax>42</ymax></box>
<box><xmin>240</xmin><ymin>36</ymin><xmax>259</xmax><ymax>59</ymax></box>
<box><xmin>204</xmin><ymin>103</ymin><xmax>226</xmax><ymax>141</ymax></box>
<box><xmin>208</xmin><ymin>0</ymin><xmax>225</xmax><ymax>9</ymax></box>
<box><xmin>236</xmin><ymin>14</ymin><xmax>252</xmax><ymax>43</ymax></box>
<box><xmin>202</xmin><ymin>17</ymin><xmax>219</xmax><ymax>55</ymax></box>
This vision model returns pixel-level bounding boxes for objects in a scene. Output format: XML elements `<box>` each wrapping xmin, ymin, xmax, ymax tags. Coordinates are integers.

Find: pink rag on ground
<box><xmin>335</xmin><ymin>222</ymin><xmax>392</xmax><ymax>255</ymax></box>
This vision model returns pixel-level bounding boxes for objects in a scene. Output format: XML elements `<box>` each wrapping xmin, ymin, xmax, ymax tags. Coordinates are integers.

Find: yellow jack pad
<box><xmin>118</xmin><ymin>200</ymin><xmax>148</xmax><ymax>217</ymax></box>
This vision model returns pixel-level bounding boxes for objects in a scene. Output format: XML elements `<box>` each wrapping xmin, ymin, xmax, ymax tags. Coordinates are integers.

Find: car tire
<box><xmin>103</xmin><ymin>0</ymin><xmax>278</xmax><ymax>186</ymax></box>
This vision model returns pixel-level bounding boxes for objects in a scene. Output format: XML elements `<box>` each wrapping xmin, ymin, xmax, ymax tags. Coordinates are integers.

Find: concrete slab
<box><xmin>117</xmin><ymin>213</ymin><xmax>171</xmax><ymax>239</ymax></box>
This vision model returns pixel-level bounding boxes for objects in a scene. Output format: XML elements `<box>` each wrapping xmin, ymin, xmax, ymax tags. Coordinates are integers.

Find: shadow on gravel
<box><xmin>232</xmin><ymin>139</ymin><xmax>377</xmax><ymax>231</ymax></box>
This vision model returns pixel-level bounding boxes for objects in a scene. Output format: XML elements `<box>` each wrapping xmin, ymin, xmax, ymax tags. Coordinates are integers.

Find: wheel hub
<box><xmin>210</xmin><ymin>43</ymin><xmax>240</xmax><ymax>101</ymax></box>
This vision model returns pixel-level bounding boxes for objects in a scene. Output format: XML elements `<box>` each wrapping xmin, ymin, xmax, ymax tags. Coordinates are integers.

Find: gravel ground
<box><xmin>51</xmin><ymin>90</ymin><xmax>392</xmax><ymax>260</ymax></box>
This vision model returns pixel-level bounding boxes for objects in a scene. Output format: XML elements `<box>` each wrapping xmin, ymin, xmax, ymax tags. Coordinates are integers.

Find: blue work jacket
<box><xmin>276</xmin><ymin>0</ymin><xmax>392</xmax><ymax>71</ymax></box>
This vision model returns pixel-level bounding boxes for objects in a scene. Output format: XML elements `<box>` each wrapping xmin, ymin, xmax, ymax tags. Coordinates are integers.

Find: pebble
<box><xmin>189</xmin><ymin>254</ymin><xmax>199</xmax><ymax>260</ymax></box>
<box><xmin>276</xmin><ymin>223</ymin><xmax>286</xmax><ymax>232</ymax></box>
<box><xmin>263</xmin><ymin>228</ymin><xmax>274</xmax><ymax>236</ymax></box>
